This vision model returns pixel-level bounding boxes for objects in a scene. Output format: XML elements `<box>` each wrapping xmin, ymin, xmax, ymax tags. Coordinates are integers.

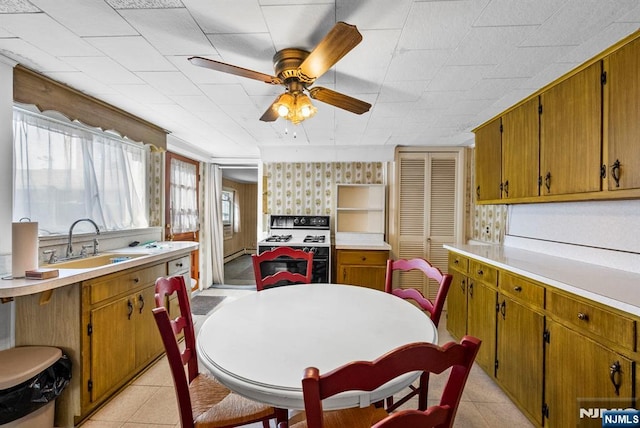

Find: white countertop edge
<box><xmin>335</xmin><ymin>243</ymin><xmax>391</xmax><ymax>250</ymax></box>
<box><xmin>0</xmin><ymin>241</ymin><xmax>198</xmax><ymax>298</ymax></box>
<box><xmin>444</xmin><ymin>244</ymin><xmax>640</xmax><ymax>318</ymax></box>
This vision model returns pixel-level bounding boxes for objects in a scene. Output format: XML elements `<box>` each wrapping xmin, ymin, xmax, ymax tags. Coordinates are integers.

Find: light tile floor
<box><xmin>81</xmin><ymin>287</ymin><xmax>534</xmax><ymax>427</ymax></box>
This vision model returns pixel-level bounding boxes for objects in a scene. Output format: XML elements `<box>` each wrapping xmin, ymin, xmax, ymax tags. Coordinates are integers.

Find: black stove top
<box><xmin>303</xmin><ymin>235</ymin><xmax>326</xmax><ymax>243</ymax></box>
<box><xmin>264</xmin><ymin>234</ymin><xmax>292</xmax><ymax>242</ymax></box>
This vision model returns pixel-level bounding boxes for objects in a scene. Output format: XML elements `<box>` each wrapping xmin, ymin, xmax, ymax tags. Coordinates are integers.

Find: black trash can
<box><xmin>0</xmin><ymin>346</ymin><xmax>71</xmax><ymax>427</ymax></box>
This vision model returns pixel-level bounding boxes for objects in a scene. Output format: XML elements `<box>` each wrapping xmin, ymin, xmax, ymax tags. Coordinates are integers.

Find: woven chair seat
<box><xmin>190</xmin><ymin>373</ymin><xmax>276</xmax><ymax>427</ymax></box>
<box><xmin>288</xmin><ymin>405</ymin><xmax>388</xmax><ymax>428</ymax></box>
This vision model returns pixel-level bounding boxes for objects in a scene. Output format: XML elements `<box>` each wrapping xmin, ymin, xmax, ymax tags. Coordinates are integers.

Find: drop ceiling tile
<box><xmin>520</xmin><ymin>63</ymin><xmax>578</xmax><ymax>92</ymax></box>
<box><xmin>466</xmin><ymin>77</ymin><xmax>528</xmax><ymax>100</ymax></box>
<box><xmin>617</xmin><ymin>3</ymin><xmax>640</xmax><ymax>21</ymax></box>
<box><xmin>111</xmin><ymin>84</ymin><xmax>174</xmax><ymax>104</ymax></box>
<box><xmin>378</xmin><ymin>80</ymin><xmax>429</xmax><ymax>103</ymax></box>
<box><xmin>561</xmin><ymin>23</ymin><xmax>640</xmax><ymax>64</ymax></box>
<box><xmin>184</xmin><ymin>0</ymin><xmax>268</xmax><ymax>34</ymax></box>
<box><xmin>105</xmin><ymin>0</ymin><xmax>183</xmax><ymax>8</ymax></box>
<box><xmin>386</xmin><ymin>49</ymin><xmax>451</xmax><ymax>81</ymax></box>
<box><xmin>62</xmin><ymin>56</ymin><xmax>145</xmax><ymax>84</ymax></box>
<box><xmin>428</xmin><ymin>64</ymin><xmax>495</xmax><ymax>91</ymax></box>
<box><xmin>135</xmin><ymin>71</ymin><xmax>201</xmax><ymax>95</ymax></box>
<box><xmin>521</xmin><ymin>0</ymin><xmax>640</xmax><ymax>47</ymax></box>
<box><xmin>262</xmin><ymin>3</ymin><xmax>335</xmax><ymax>52</ymax></box>
<box><xmin>0</xmin><ymin>39</ymin><xmax>77</xmax><ymax>72</ymax></box>
<box><xmin>119</xmin><ymin>8</ymin><xmax>215</xmax><ymax>56</ymax></box>
<box><xmin>0</xmin><ymin>0</ymin><xmax>40</xmax><ymax>13</ymax></box>
<box><xmin>46</xmin><ymin>71</ymin><xmax>117</xmax><ymax>95</ymax></box>
<box><xmin>29</xmin><ymin>0</ymin><xmax>137</xmax><ymax>37</ymax></box>
<box><xmin>86</xmin><ymin>36</ymin><xmax>175</xmax><ymax>71</ymax></box>
<box><xmin>336</xmin><ymin>0</ymin><xmax>412</xmax><ymax>30</ymax></box>
<box><xmin>200</xmin><ymin>84</ymin><xmax>253</xmax><ymax>105</ymax></box>
<box><xmin>398</xmin><ymin>0</ymin><xmax>489</xmax><ymax>50</ymax></box>
<box><xmin>171</xmin><ymin>95</ymin><xmax>230</xmax><ymax>123</ymax></box>
<box><xmin>446</xmin><ymin>26</ymin><xmax>538</xmax><ymax>66</ymax></box>
<box><xmin>0</xmin><ymin>13</ymin><xmax>100</xmax><ymax>56</ymax></box>
<box><xmin>474</xmin><ymin>0</ymin><xmax>566</xmax><ymax>26</ymax></box>
<box><xmin>206</xmin><ymin>33</ymin><xmax>275</xmax><ymax>73</ymax></box>
<box><xmin>488</xmin><ymin>45</ymin><xmax>571</xmax><ymax>79</ymax></box>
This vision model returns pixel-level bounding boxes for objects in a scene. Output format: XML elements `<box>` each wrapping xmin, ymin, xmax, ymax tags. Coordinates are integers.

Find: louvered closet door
<box><xmin>398</xmin><ymin>153</ymin><xmax>457</xmax><ymax>301</ymax></box>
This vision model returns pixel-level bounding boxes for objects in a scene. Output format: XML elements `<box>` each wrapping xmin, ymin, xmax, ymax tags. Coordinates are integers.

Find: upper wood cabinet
<box><xmin>605</xmin><ymin>36</ymin><xmax>640</xmax><ymax>191</ymax></box>
<box><xmin>474</xmin><ymin>117</ymin><xmax>502</xmax><ymax>202</ymax></box>
<box><xmin>502</xmin><ymin>97</ymin><xmax>540</xmax><ymax>199</ymax></box>
<box><xmin>540</xmin><ymin>62</ymin><xmax>603</xmax><ymax>196</ymax></box>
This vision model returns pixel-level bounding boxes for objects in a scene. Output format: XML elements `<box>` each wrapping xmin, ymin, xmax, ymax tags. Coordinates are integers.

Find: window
<box><xmin>13</xmin><ymin>107</ymin><xmax>149</xmax><ymax>235</ymax></box>
<box><xmin>168</xmin><ymin>157</ymin><xmax>198</xmax><ymax>235</ymax></box>
<box><xmin>221</xmin><ymin>189</ymin><xmax>234</xmax><ymax>237</ymax></box>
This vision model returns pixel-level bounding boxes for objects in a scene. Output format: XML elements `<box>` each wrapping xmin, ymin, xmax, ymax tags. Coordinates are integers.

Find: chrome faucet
<box><xmin>67</xmin><ymin>218</ymin><xmax>100</xmax><ymax>258</ymax></box>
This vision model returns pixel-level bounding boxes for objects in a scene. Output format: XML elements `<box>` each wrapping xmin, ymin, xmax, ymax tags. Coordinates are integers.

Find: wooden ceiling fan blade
<box><xmin>259</xmin><ymin>98</ymin><xmax>280</xmax><ymax>122</ymax></box>
<box><xmin>297</xmin><ymin>22</ymin><xmax>363</xmax><ymax>81</ymax></box>
<box><xmin>309</xmin><ymin>87</ymin><xmax>371</xmax><ymax>115</ymax></box>
<box><xmin>188</xmin><ymin>56</ymin><xmax>281</xmax><ymax>85</ymax></box>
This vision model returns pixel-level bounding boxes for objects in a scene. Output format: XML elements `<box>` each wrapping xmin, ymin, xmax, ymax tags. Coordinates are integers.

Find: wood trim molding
<box><xmin>13</xmin><ymin>65</ymin><xmax>167</xmax><ymax>149</ymax></box>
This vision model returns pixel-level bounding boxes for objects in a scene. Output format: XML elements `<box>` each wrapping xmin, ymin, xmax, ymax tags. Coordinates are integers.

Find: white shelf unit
<box><xmin>335</xmin><ymin>184</ymin><xmax>385</xmax><ymax>234</ymax></box>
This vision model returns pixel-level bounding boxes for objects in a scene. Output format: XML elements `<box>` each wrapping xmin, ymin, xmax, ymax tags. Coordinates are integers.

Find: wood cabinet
<box><xmin>335</xmin><ymin>249</ymin><xmax>388</xmax><ymax>291</ymax></box>
<box><xmin>502</xmin><ymin>97</ymin><xmax>540</xmax><ymax>199</ymax></box>
<box><xmin>466</xmin><ymin>260</ymin><xmax>497</xmax><ymax>374</ymax></box>
<box><xmin>446</xmin><ymin>253</ymin><xmax>468</xmax><ymax>340</ymax></box>
<box><xmin>474</xmin><ymin>117</ymin><xmax>502</xmax><ymax>201</ymax></box>
<box><xmin>540</xmin><ymin>62</ymin><xmax>603</xmax><ymax>196</ymax></box>
<box><xmin>605</xmin><ymin>36</ymin><xmax>640</xmax><ymax>191</ymax></box>
<box><xmin>82</xmin><ymin>262</ymin><xmax>166</xmax><ymax>407</ymax></box>
<box><xmin>14</xmin><ymin>252</ymin><xmax>194</xmax><ymax>427</ymax></box>
<box><xmin>446</xmin><ymin>248</ymin><xmax>640</xmax><ymax>428</ymax></box>
<box><xmin>496</xmin><ymin>272</ymin><xmax>544</xmax><ymax>425</ymax></box>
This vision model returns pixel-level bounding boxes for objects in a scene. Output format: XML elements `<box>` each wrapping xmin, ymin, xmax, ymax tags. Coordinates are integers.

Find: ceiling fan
<box><xmin>188</xmin><ymin>22</ymin><xmax>371</xmax><ymax>125</ymax></box>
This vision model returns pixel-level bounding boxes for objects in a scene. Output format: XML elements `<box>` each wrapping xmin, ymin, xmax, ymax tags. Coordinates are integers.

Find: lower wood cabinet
<box><xmin>335</xmin><ymin>249</ymin><xmax>388</xmax><ymax>291</ymax></box>
<box><xmin>14</xmin><ymin>253</ymin><xmax>192</xmax><ymax>427</ymax></box>
<box><xmin>446</xmin><ymin>250</ymin><xmax>639</xmax><ymax>428</ymax></box>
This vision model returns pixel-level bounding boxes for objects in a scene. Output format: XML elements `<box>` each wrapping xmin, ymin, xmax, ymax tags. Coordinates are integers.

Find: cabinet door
<box><xmin>339</xmin><ymin>265</ymin><xmax>386</xmax><ymax>291</ymax></box>
<box><xmin>606</xmin><ymin>36</ymin><xmax>640</xmax><ymax>190</ymax></box>
<box><xmin>446</xmin><ymin>270</ymin><xmax>467</xmax><ymax>340</ymax></box>
<box><xmin>545</xmin><ymin>320</ymin><xmax>634</xmax><ymax>428</ymax></box>
<box><xmin>496</xmin><ymin>295</ymin><xmax>544</xmax><ymax>425</ymax></box>
<box><xmin>466</xmin><ymin>279</ymin><xmax>497</xmax><ymax>375</ymax></box>
<box><xmin>540</xmin><ymin>62</ymin><xmax>602</xmax><ymax>195</ymax></box>
<box><xmin>502</xmin><ymin>97</ymin><xmax>540</xmax><ymax>199</ymax></box>
<box><xmin>134</xmin><ymin>286</ymin><xmax>163</xmax><ymax>367</ymax></box>
<box><xmin>474</xmin><ymin>118</ymin><xmax>502</xmax><ymax>201</ymax></box>
<box><xmin>90</xmin><ymin>296</ymin><xmax>135</xmax><ymax>403</ymax></box>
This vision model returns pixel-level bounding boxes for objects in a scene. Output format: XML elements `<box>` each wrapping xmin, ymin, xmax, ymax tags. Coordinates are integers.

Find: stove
<box><xmin>258</xmin><ymin>215</ymin><xmax>331</xmax><ymax>283</ymax></box>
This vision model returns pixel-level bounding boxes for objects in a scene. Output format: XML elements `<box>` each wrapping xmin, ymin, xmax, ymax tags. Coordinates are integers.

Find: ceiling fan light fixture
<box><xmin>274</xmin><ymin>93</ymin><xmax>294</xmax><ymax>117</ymax></box>
<box><xmin>297</xmin><ymin>94</ymin><xmax>317</xmax><ymax>119</ymax></box>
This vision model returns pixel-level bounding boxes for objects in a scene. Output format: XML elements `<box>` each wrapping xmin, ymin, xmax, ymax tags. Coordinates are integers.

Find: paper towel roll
<box><xmin>12</xmin><ymin>222</ymin><xmax>39</xmax><ymax>279</ymax></box>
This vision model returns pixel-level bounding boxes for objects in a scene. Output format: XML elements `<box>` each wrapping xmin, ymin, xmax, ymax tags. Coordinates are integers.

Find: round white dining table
<box><xmin>196</xmin><ymin>283</ymin><xmax>438</xmax><ymax>411</ymax></box>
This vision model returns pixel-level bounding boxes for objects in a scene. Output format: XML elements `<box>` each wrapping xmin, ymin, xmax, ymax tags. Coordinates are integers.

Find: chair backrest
<box><xmin>301</xmin><ymin>336</ymin><xmax>481</xmax><ymax>428</ymax></box>
<box><xmin>252</xmin><ymin>246</ymin><xmax>313</xmax><ymax>291</ymax></box>
<box><xmin>385</xmin><ymin>258</ymin><xmax>453</xmax><ymax>327</ymax></box>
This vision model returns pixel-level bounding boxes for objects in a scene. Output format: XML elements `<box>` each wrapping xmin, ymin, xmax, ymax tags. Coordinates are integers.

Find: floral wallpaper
<box><xmin>263</xmin><ymin>162</ymin><xmax>385</xmax><ymax>215</ymax></box>
<box><xmin>148</xmin><ymin>150</ymin><xmax>163</xmax><ymax>227</ymax></box>
<box><xmin>468</xmin><ymin>147</ymin><xmax>507</xmax><ymax>244</ymax></box>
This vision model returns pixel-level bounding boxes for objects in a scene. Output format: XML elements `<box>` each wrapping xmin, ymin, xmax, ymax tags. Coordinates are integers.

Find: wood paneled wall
<box><xmin>222</xmin><ymin>178</ymin><xmax>257</xmax><ymax>259</ymax></box>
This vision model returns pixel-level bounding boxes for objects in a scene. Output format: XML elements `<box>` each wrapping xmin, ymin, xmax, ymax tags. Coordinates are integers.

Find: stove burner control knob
<box><xmin>299</xmin><ymin>217</ymin><xmax>307</xmax><ymax>225</ymax></box>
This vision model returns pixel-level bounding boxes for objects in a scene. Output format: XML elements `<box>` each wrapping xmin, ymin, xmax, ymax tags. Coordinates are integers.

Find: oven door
<box><xmin>256</xmin><ymin>246</ymin><xmax>328</xmax><ymax>285</ymax></box>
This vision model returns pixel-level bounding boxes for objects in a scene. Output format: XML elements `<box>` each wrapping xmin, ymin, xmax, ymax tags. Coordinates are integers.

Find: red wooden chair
<box><xmin>384</xmin><ymin>258</ymin><xmax>453</xmax><ymax>412</ymax></box>
<box><xmin>252</xmin><ymin>246</ymin><xmax>313</xmax><ymax>291</ymax></box>
<box><xmin>281</xmin><ymin>336</ymin><xmax>481</xmax><ymax>428</ymax></box>
<box><xmin>153</xmin><ymin>275</ymin><xmax>286</xmax><ymax>428</ymax></box>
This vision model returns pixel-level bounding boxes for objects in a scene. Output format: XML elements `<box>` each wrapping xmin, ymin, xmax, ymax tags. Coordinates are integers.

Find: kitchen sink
<box><xmin>49</xmin><ymin>253</ymin><xmax>146</xmax><ymax>269</ymax></box>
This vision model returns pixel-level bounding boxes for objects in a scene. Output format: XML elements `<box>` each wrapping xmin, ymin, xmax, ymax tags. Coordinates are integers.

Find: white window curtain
<box><xmin>169</xmin><ymin>158</ymin><xmax>198</xmax><ymax>234</ymax></box>
<box><xmin>13</xmin><ymin>108</ymin><xmax>149</xmax><ymax>235</ymax></box>
<box><xmin>201</xmin><ymin>164</ymin><xmax>225</xmax><ymax>286</ymax></box>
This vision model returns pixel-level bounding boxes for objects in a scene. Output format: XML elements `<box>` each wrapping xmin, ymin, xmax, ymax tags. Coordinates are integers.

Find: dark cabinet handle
<box><xmin>500</xmin><ymin>300</ymin><xmax>506</xmax><ymax>320</ymax></box>
<box><xmin>469</xmin><ymin>282</ymin><xmax>474</xmax><ymax>297</ymax></box>
<box><xmin>460</xmin><ymin>279</ymin><xmax>466</xmax><ymax>293</ymax></box>
<box><xmin>503</xmin><ymin>180</ymin><xmax>509</xmax><ymax>197</ymax></box>
<box><xmin>609</xmin><ymin>361</ymin><xmax>622</xmax><ymax>396</ymax></box>
<box><xmin>611</xmin><ymin>159</ymin><xmax>621</xmax><ymax>188</ymax></box>
<box><xmin>477</xmin><ymin>269</ymin><xmax>484</xmax><ymax>276</ymax></box>
<box><xmin>342</xmin><ymin>268</ymin><xmax>346</xmax><ymax>281</ymax></box>
<box><xmin>476</xmin><ymin>185</ymin><xmax>480</xmax><ymax>199</ymax></box>
<box><xmin>513</xmin><ymin>286</ymin><xmax>522</xmax><ymax>292</ymax></box>
<box><xmin>577</xmin><ymin>312</ymin><xmax>589</xmax><ymax>321</ymax></box>
<box><xmin>138</xmin><ymin>294</ymin><xmax>144</xmax><ymax>313</ymax></box>
<box><xmin>127</xmin><ymin>299</ymin><xmax>134</xmax><ymax>320</ymax></box>
<box><xmin>133</xmin><ymin>277</ymin><xmax>140</xmax><ymax>283</ymax></box>
<box><xmin>544</xmin><ymin>172</ymin><xmax>551</xmax><ymax>192</ymax></box>
<box><xmin>454</xmin><ymin>259</ymin><xmax>459</xmax><ymax>265</ymax></box>
<box><xmin>176</xmin><ymin>262</ymin><xmax>183</xmax><ymax>268</ymax></box>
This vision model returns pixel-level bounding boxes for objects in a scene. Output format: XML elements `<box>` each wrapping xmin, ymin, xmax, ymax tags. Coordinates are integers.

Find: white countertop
<box><xmin>444</xmin><ymin>243</ymin><xmax>640</xmax><ymax>317</ymax></box>
<box><xmin>334</xmin><ymin>233</ymin><xmax>391</xmax><ymax>250</ymax></box>
<box><xmin>0</xmin><ymin>241</ymin><xmax>198</xmax><ymax>298</ymax></box>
